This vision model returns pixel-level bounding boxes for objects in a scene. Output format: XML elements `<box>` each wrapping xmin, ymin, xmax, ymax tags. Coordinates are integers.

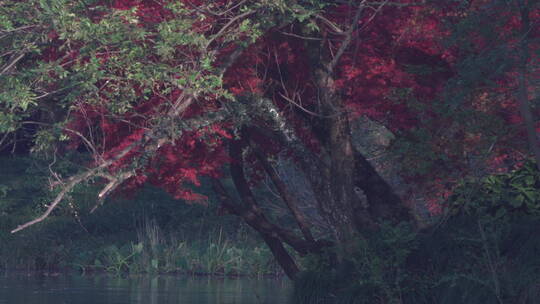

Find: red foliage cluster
<box><xmin>143</xmin><ymin>130</ymin><xmax>230</xmax><ymax>202</ymax></box>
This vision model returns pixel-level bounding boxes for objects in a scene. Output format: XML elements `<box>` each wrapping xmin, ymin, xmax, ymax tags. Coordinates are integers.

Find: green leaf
<box><xmin>522</xmin><ymin>189</ymin><xmax>537</xmax><ymax>202</ymax></box>
<box><xmin>0</xmin><ymin>185</ymin><xmax>9</xmax><ymax>198</ymax></box>
<box><xmin>494</xmin><ymin>208</ymin><xmax>506</xmax><ymax>219</ymax></box>
<box><xmin>525</xmin><ymin>175</ymin><xmax>535</xmax><ymax>186</ymax></box>
<box><xmin>511</xmin><ymin>195</ymin><xmax>524</xmax><ymax>208</ymax></box>
<box><xmin>133</xmin><ymin>242</ymin><xmax>143</xmax><ymax>253</ymax></box>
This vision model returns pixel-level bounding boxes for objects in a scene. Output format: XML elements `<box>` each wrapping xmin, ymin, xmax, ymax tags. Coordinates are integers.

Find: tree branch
<box><xmin>249</xmin><ymin>137</ymin><xmax>316</xmax><ymax>242</ymax></box>
<box><xmin>328</xmin><ymin>1</ymin><xmax>367</xmax><ymax>73</ymax></box>
<box><xmin>227</xmin><ymin>139</ymin><xmax>333</xmax><ymax>254</ymax></box>
<box><xmin>10</xmin><ymin>168</ymin><xmax>95</xmax><ymax>233</ymax></box>
<box><xmin>211</xmin><ymin>178</ymin><xmax>301</xmax><ymax>279</ymax></box>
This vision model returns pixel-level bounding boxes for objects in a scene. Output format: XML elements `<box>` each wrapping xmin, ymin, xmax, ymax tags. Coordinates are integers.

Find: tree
<box><xmin>1</xmin><ymin>0</ymin><xmax>538</xmax><ymax>280</ymax></box>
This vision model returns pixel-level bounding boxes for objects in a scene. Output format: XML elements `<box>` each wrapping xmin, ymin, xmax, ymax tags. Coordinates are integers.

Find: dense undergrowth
<box><xmin>293</xmin><ymin>161</ymin><xmax>540</xmax><ymax>304</ymax></box>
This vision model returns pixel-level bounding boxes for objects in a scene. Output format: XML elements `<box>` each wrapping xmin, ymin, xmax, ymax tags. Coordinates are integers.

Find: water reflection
<box><xmin>0</xmin><ymin>272</ymin><xmax>292</xmax><ymax>304</ymax></box>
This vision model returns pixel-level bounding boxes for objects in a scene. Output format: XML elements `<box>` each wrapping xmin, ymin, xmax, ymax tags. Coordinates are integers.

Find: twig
<box><xmin>278</xmin><ymin>92</ymin><xmax>342</xmax><ymax>118</ymax></box>
<box><xmin>0</xmin><ymin>25</ymin><xmax>37</xmax><ymax>34</ymax></box>
<box><xmin>185</xmin><ymin>0</ymin><xmax>247</xmax><ymax>17</ymax></box>
<box><xmin>314</xmin><ymin>14</ymin><xmax>346</xmax><ymax>35</ymax></box>
<box><xmin>0</xmin><ymin>132</ymin><xmax>9</xmax><ymax>149</ymax></box>
<box><xmin>0</xmin><ymin>52</ymin><xmax>25</xmax><ymax>76</ymax></box>
<box><xmin>205</xmin><ymin>9</ymin><xmax>255</xmax><ymax>49</ymax></box>
<box><xmin>21</xmin><ymin>121</ymin><xmax>100</xmax><ymax>161</ymax></box>
<box><xmin>328</xmin><ymin>1</ymin><xmax>367</xmax><ymax>73</ymax></box>
<box><xmin>365</xmin><ymin>1</ymin><xmax>425</xmax><ymax>7</ymax></box>
<box><xmin>279</xmin><ymin>31</ymin><xmax>322</xmax><ymax>41</ymax></box>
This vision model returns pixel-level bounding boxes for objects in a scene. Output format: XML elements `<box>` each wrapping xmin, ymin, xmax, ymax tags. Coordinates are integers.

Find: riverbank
<box><xmin>1</xmin><ymin>213</ymin><xmax>284</xmax><ymax>276</ymax></box>
<box><xmin>0</xmin><ymin>157</ymin><xmax>284</xmax><ymax>276</ymax></box>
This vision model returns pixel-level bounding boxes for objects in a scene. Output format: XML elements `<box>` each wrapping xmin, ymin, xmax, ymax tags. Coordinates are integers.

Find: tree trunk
<box><xmin>259</xmin><ymin>234</ymin><xmax>300</xmax><ymax>279</ymax></box>
<box><xmin>517</xmin><ymin>2</ymin><xmax>540</xmax><ymax>171</ymax></box>
<box><xmin>299</xmin><ymin>17</ymin><xmax>412</xmax><ymax>235</ymax></box>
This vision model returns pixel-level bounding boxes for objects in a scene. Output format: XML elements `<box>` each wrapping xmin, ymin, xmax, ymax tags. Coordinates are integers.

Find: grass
<box><xmin>0</xmin><ymin>216</ymin><xmax>284</xmax><ymax>277</ymax></box>
<box><xmin>73</xmin><ymin>222</ymin><xmax>283</xmax><ymax>276</ymax></box>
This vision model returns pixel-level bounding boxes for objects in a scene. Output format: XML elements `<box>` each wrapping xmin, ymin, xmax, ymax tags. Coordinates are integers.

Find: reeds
<box><xmin>73</xmin><ymin>219</ymin><xmax>283</xmax><ymax>277</ymax></box>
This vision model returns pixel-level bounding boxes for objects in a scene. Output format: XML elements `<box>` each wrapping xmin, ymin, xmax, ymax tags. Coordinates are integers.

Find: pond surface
<box><xmin>0</xmin><ymin>272</ymin><xmax>292</xmax><ymax>304</ymax></box>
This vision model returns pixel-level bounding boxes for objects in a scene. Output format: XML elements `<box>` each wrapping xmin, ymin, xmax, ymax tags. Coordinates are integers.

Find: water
<box><xmin>0</xmin><ymin>272</ymin><xmax>292</xmax><ymax>304</ymax></box>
